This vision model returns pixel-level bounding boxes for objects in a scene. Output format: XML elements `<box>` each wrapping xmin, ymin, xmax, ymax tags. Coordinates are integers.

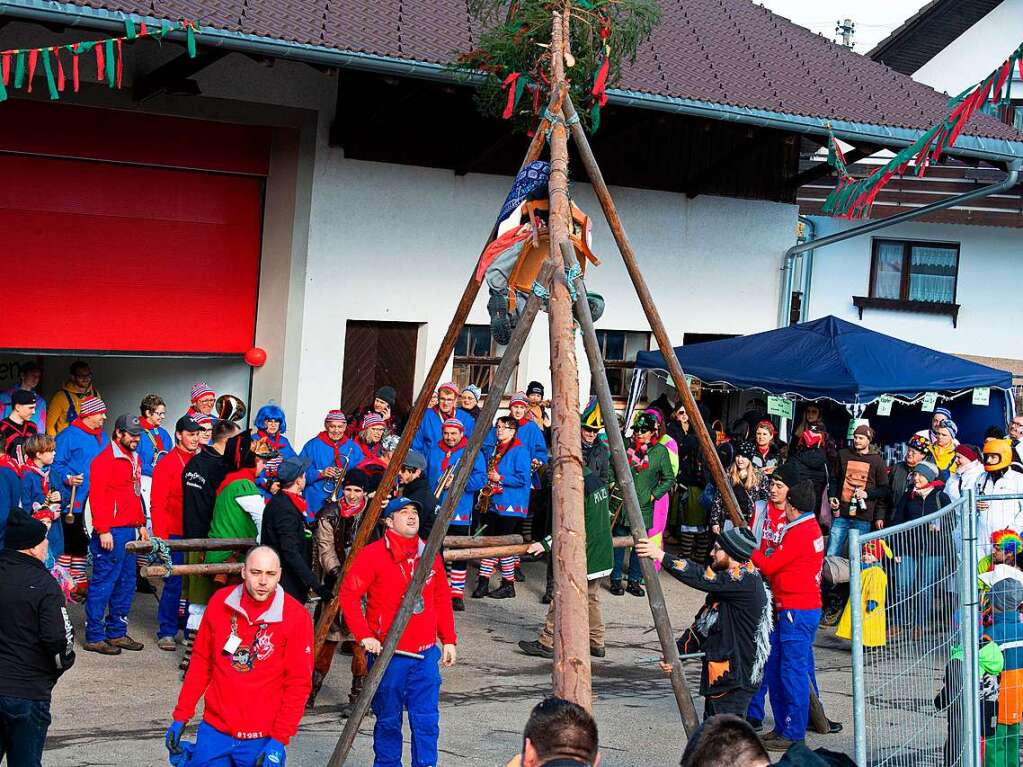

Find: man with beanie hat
<box><xmin>52</xmin><ymin>395</ymin><xmax>110</xmax><ymax>599</ymax></box>
<box><xmin>299</xmin><ymin>410</ymin><xmax>365</xmax><ymax>514</ymax></box>
<box><xmin>185</xmin><ymin>382</ymin><xmax>217</xmax><ymax>423</ymax></box>
<box><xmin>828</xmin><ymin>425</ymin><xmax>888</xmax><ymax>556</ymax></box>
<box><xmin>635</xmin><ymin>526</ymin><xmax>772</xmax><ymax>719</ymax></box>
<box><xmin>412</xmin><ymin>382</ymin><xmax>476</xmax><ymax>456</ymax></box>
<box><xmin>83</xmin><ymin>414</ymin><xmax>149</xmax><ymax>655</ymax></box>
<box><xmin>310</xmin><ymin>468</ymin><xmax>371</xmax><ymax>713</ymax></box>
<box><xmin>341</xmin><ymin>496</ymin><xmax>457</xmax><ymax>767</ymax></box>
<box><xmin>396</xmin><ymin>449</ymin><xmax>440</xmax><ymax>544</ymax></box>
<box><xmin>0</xmin><ymin>510</ymin><xmax>76</xmax><ymax>765</ymax></box>
<box><xmin>525</xmin><ymin>381</ymin><xmax>551</xmax><ymax>435</ymax></box>
<box><xmin>752</xmin><ymin>460</ymin><xmax>800</xmax><ymax>554</ymax></box>
<box><xmin>349</xmin><ymin>386</ymin><xmax>404</xmax><ymax>440</ymax></box>
<box><xmin>0</xmin><ymin>388</ymin><xmax>39</xmax><ymax>459</ymax></box>
<box><xmin>750</xmin><ymin>479</ymin><xmax>826</xmax><ymax>751</ymax></box>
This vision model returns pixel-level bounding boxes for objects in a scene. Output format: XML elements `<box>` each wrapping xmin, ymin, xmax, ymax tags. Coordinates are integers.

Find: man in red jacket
<box><xmin>166</xmin><ymin>545</ymin><xmax>313</xmax><ymax>767</ymax></box>
<box><xmin>151</xmin><ymin>416</ymin><xmax>202</xmax><ymax>650</ymax></box>
<box><xmin>83</xmin><ymin>414</ymin><xmax>148</xmax><ymax>655</ymax></box>
<box><xmin>749</xmin><ymin>479</ymin><xmax>825</xmax><ymax>752</ymax></box>
<box><xmin>341</xmin><ymin>496</ymin><xmax>457</xmax><ymax>767</ymax></box>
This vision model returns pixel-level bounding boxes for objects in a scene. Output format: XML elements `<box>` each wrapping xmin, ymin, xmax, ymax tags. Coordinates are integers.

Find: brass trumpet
<box><xmin>215</xmin><ymin>394</ymin><xmax>247</xmax><ymax>423</ymax></box>
<box><xmin>327</xmin><ymin>454</ymin><xmax>351</xmax><ymax>504</ymax></box>
<box><xmin>434</xmin><ymin>460</ymin><xmax>459</xmax><ymax>499</ymax></box>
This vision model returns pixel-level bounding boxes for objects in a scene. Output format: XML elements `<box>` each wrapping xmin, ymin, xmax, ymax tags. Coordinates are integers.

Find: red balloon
<box><xmin>244</xmin><ymin>347</ymin><xmax>267</xmax><ymax>367</ymax></box>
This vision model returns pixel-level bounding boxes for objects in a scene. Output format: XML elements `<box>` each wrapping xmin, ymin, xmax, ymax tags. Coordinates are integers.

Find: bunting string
<box><xmin>823</xmin><ymin>40</ymin><xmax>1023</xmax><ymax>219</ymax></box>
<box><xmin>0</xmin><ymin>18</ymin><xmax>198</xmax><ymax>103</ymax></box>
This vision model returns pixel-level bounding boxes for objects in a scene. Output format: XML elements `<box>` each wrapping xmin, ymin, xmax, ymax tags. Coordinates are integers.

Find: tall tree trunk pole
<box><xmin>560</xmin><ymin>94</ymin><xmax>745</xmax><ymax>529</ymax></box>
<box><xmin>326</xmin><ymin>263</ymin><xmax>557</xmax><ymax>767</ymax></box>
<box><xmin>559</xmin><ymin>239</ymin><xmax>701</xmax><ymax>733</ymax></box>
<box><xmin>313</xmin><ymin>103</ymin><xmax>559</xmax><ymax>657</ymax></box>
<box><xmin>546</xmin><ymin>11</ymin><xmax>592</xmax><ymax>709</ymax></box>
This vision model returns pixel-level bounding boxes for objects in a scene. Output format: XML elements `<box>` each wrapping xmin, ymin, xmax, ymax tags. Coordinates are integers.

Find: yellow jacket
<box><xmin>46</xmin><ymin>381</ymin><xmax>100</xmax><ymax>436</ymax></box>
<box><xmin>837</xmin><ymin>564</ymin><xmax>888</xmax><ymax>647</ymax></box>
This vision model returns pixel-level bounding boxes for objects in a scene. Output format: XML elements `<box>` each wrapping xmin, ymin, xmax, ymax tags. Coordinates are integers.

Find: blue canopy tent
<box><xmin>634</xmin><ymin>316</ymin><xmax>1013</xmax><ymax>444</ymax></box>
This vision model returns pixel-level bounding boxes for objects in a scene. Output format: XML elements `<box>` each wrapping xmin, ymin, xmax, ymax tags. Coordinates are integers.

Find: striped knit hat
<box><xmin>438</xmin><ymin>382</ymin><xmax>461</xmax><ymax>397</ymax></box>
<box><xmin>443</xmin><ymin>417</ymin><xmax>465</xmax><ymax>432</ymax></box>
<box><xmin>191</xmin><ymin>382</ymin><xmax>215</xmax><ymax>402</ymax></box>
<box><xmin>78</xmin><ymin>396</ymin><xmax>107</xmax><ymax>417</ymax></box>
<box><xmin>324</xmin><ymin>409</ymin><xmax>347</xmax><ymax>424</ymax></box>
<box><xmin>509</xmin><ymin>391</ymin><xmax>529</xmax><ymax>407</ymax></box>
<box><xmin>362</xmin><ymin>413</ymin><xmax>385</xmax><ymax>429</ymax></box>
<box><xmin>194</xmin><ymin>415</ymin><xmax>213</xmax><ymax>428</ymax></box>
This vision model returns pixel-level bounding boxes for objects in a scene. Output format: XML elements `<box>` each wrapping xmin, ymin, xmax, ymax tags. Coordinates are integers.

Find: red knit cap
<box><xmin>955</xmin><ymin>444</ymin><xmax>979</xmax><ymax>462</ymax></box>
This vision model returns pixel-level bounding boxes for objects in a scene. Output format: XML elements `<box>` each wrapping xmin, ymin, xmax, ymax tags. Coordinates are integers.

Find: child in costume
<box><xmin>936</xmin><ymin>638</ymin><xmax>1003</xmax><ymax>766</ymax></box>
<box><xmin>836</xmin><ymin>539</ymin><xmax>891</xmax><ymax>648</ymax></box>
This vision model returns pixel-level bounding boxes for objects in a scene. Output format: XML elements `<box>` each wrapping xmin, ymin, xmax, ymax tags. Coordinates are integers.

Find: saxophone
<box><xmin>476</xmin><ymin>446</ymin><xmax>501</xmax><ymax>516</ymax></box>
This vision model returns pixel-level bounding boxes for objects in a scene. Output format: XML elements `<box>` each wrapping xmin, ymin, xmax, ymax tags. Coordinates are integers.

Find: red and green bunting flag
<box><xmin>0</xmin><ymin>18</ymin><xmax>198</xmax><ymax>103</ymax></box>
<box><xmin>824</xmin><ymin>40</ymin><xmax>1023</xmax><ymax>219</ymax></box>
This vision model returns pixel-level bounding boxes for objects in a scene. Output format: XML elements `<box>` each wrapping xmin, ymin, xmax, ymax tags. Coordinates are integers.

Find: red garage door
<box><xmin>0</xmin><ymin>101</ymin><xmax>270</xmax><ymax>354</ymax></box>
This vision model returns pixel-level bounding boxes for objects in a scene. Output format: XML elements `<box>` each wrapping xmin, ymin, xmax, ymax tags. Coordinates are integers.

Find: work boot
<box><xmin>82</xmin><ymin>640</ymin><xmax>121</xmax><ymax>655</ymax></box>
<box><xmin>157</xmin><ymin>636</ymin><xmax>178</xmax><ymax>652</ymax></box>
<box><xmin>609</xmin><ymin>579</ymin><xmax>625</xmax><ymax>596</ymax></box>
<box><xmin>488</xmin><ymin>289</ymin><xmax>512</xmax><ymax>346</ymax></box>
<box><xmin>590</xmin><ymin>645</ymin><xmax>606</xmax><ymax>658</ymax></box>
<box><xmin>518</xmin><ymin>640</ymin><xmax>553</xmax><ymax>659</ymax></box>
<box><xmin>488</xmin><ymin>580</ymin><xmax>516</xmax><ymax>599</ymax></box>
<box><xmin>764</xmin><ymin>736</ymin><xmax>801</xmax><ymax>753</ymax></box>
<box><xmin>471</xmin><ymin>576</ymin><xmax>491</xmax><ymax>599</ymax></box>
<box><xmin>339</xmin><ymin>676</ymin><xmax>366</xmax><ymax>718</ymax></box>
<box><xmin>541</xmin><ymin>579</ymin><xmax>554</xmax><ymax>604</ymax></box>
<box><xmin>108</xmin><ymin>635</ymin><xmax>144</xmax><ymax>651</ymax></box>
<box><xmin>307</xmin><ymin>670</ymin><xmax>326</xmax><ymax>709</ymax></box>
<box><xmin>452</xmin><ymin>596</ymin><xmax>465</xmax><ymax>612</ymax></box>
<box><xmin>626</xmin><ymin>581</ymin><xmax>645</xmax><ymax>597</ymax></box>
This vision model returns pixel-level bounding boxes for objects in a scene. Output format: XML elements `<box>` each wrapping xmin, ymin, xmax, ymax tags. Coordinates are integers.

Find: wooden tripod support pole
<box><xmin>312</xmin><ymin>104</ymin><xmax>558</xmax><ymax>658</ymax></box>
<box><xmin>558</xmin><ymin>239</ymin><xmax>700</xmax><ymax>734</ymax></box>
<box><xmin>326</xmin><ymin>262</ymin><xmax>557</xmax><ymax>767</ymax></box>
<box><xmin>560</xmin><ymin>94</ymin><xmax>746</xmax><ymax>530</ymax></box>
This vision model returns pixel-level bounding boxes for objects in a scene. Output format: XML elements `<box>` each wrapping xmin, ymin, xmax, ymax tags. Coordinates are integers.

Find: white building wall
<box><xmin>911</xmin><ymin>0</ymin><xmax>1023</xmax><ymax>94</ymax></box>
<box><xmin>804</xmin><ymin>215</ymin><xmax>1022</xmax><ymax>356</ymax></box>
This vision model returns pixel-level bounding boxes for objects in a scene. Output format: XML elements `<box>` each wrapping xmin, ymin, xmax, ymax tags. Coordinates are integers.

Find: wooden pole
<box><xmin>141</xmin><ymin>562</ymin><xmax>241</xmax><ymax>578</ymax></box>
<box><xmin>560</xmin><ymin>240</ymin><xmax>700</xmax><ymax>733</ymax></box>
<box><xmin>545</xmin><ymin>12</ymin><xmax>591</xmax><ymax>710</ymax></box>
<box><xmin>560</xmin><ymin>94</ymin><xmax>746</xmax><ymax>530</ymax></box>
<box><xmin>312</xmin><ymin>103</ymin><xmax>560</xmax><ymax>657</ymax></box>
<box><xmin>443</xmin><ymin>534</ymin><xmax>523</xmax><ymax>549</ymax></box>
<box><xmin>126</xmin><ymin>537</ymin><xmax>253</xmax><ymax>553</ymax></box>
<box><xmin>326</xmin><ymin>262</ymin><xmax>557</xmax><ymax>767</ymax></box>
<box><xmin>445</xmin><ymin>536</ymin><xmax>634</xmax><ymax>563</ymax></box>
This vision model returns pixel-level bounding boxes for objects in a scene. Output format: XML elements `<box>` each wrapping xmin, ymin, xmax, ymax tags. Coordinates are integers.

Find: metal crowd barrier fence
<box><xmin>849</xmin><ymin>492</ymin><xmax>1023</xmax><ymax>767</ymax></box>
<box><xmin>849</xmin><ymin>493</ymin><xmax>975</xmax><ymax>767</ymax></box>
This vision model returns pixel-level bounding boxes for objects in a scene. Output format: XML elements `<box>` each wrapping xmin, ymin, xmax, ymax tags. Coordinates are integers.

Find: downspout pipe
<box><xmin>798</xmin><ymin>216</ymin><xmax>816</xmax><ymax>324</ymax></box>
<box><xmin>778</xmin><ymin>161</ymin><xmax>1022</xmax><ymax>327</ymax></box>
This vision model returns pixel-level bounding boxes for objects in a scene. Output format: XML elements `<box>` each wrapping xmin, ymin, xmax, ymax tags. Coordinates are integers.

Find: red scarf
<box><xmin>339</xmin><ymin>496</ymin><xmax>367</xmax><ymax>519</ymax></box>
<box><xmin>23</xmin><ymin>461</ymin><xmax>48</xmax><ymax>495</ymax></box>
<box><xmin>629</xmin><ymin>436</ymin><xmax>650</xmax><ymax>470</ymax></box>
<box><xmin>140</xmin><ymin>417</ymin><xmax>158</xmax><ymax>430</ymax></box>
<box><xmin>0</xmin><ymin>454</ymin><xmax>21</xmax><ymax>477</ymax></box>
<box><xmin>317</xmin><ymin>431</ymin><xmax>350</xmax><ymax>469</ymax></box>
<box><xmin>72</xmin><ymin>418</ymin><xmax>104</xmax><ymax>443</ymax></box>
<box><xmin>516</xmin><ymin>416</ymin><xmax>530</xmax><ymax>428</ymax></box>
<box><xmin>283</xmin><ymin>489</ymin><xmax>308</xmax><ymax>514</ymax></box>
<box><xmin>913</xmin><ymin>481</ymin><xmax>944</xmax><ymax>499</ymax></box>
<box><xmin>141</xmin><ymin>422</ymin><xmax>168</xmax><ymax>453</ymax></box>
<box><xmin>384</xmin><ymin>528</ymin><xmax>421</xmax><ymax>574</ymax></box>
<box><xmin>218</xmin><ymin>467</ymin><xmax>258</xmax><ymax>494</ymax></box>
<box><xmin>439</xmin><ymin>436</ymin><xmax>467</xmax><ymax>470</ymax></box>
<box><xmin>258</xmin><ymin>429</ymin><xmax>287</xmax><ymax>451</ymax></box>
<box><xmin>355</xmin><ymin>436</ymin><xmax>380</xmax><ymax>457</ymax></box>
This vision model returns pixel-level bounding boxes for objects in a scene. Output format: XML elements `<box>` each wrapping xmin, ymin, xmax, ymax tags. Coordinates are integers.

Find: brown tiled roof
<box><xmin>63</xmin><ymin>0</ymin><xmax>1021</xmax><ymax>140</ymax></box>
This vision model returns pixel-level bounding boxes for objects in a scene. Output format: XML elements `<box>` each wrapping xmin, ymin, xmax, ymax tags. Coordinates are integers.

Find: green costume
<box><xmin>206</xmin><ymin>478</ymin><xmax>263</xmax><ymax>565</ymax></box>
<box><xmin>539</xmin><ymin>468</ymin><xmax>613</xmax><ymax>578</ymax></box>
<box><xmin>623</xmin><ymin>441</ymin><xmax>674</xmax><ymax>530</ymax></box>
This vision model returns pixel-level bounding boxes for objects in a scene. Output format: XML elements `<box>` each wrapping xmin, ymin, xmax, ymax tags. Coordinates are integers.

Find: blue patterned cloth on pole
<box><xmin>496</xmin><ymin>160</ymin><xmax>550</xmax><ymax>226</ymax></box>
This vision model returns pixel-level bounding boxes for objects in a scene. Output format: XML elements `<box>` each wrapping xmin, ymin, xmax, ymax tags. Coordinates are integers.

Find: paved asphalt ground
<box><xmin>46</xmin><ymin>557</ymin><xmax>863</xmax><ymax>767</ymax></box>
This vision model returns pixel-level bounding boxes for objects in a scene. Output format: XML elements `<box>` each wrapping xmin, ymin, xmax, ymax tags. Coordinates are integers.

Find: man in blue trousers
<box><xmin>341</xmin><ymin>497</ymin><xmax>458</xmax><ymax>767</ymax></box>
<box><xmin>748</xmin><ymin>479</ymin><xmax>825</xmax><ymax>751</ymax></box>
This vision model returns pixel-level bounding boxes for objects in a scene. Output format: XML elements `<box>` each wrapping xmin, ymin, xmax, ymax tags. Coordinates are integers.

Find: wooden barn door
<box><xmin>341</xmin><ymin>321</ymin><xmax>418</xmax><ymax>418</ymax></box>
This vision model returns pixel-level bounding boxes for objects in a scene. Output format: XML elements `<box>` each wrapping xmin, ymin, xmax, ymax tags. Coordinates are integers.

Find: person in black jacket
<box><xmin>261</xmin><ymin>456</ymin><xmax>331</xmax><ymax>604</ymax></box>
<box><xmin>636</xmin><ymin>527</ymin><xmax>772</xmax><ymax>719</ymax></box>
<box><xmin>181</xmin><ymin>420</ymin><xmax>240</xmax><ymax>539</ymax></box>
<box><xmin>0</xmin><ymin>510</ymin><xmax>76</xmax><ymax>765</ymax></box>
<box><xmin>396</xmin><ymin>449</ymin><xmax>439</xmax><ymax>543</ymax></box>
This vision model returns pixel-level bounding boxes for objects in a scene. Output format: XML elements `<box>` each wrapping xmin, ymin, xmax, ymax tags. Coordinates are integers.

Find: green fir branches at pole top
<box><xmin>823</xmin><ymin>39</ymin><xmax>1023</xmax><ymax>219</ymax></box>
<box><xmin>457</xmin><ymin>0</ymin><xmax>660</xmax><ymax>133</ymax></box>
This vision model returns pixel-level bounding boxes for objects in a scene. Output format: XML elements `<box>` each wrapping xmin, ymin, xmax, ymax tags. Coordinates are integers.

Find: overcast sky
<box><xmin>757</xmin><ymin>0</ymin><xmax>932</xmax><ymax>52</ymax></box>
